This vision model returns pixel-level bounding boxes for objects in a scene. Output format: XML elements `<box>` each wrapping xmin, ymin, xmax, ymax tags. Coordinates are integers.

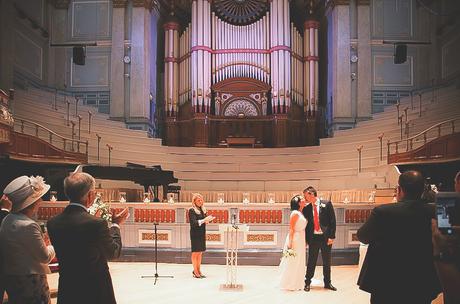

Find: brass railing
<box><xmin>387</xmin><ymin>117</ymin><xmax>460</xmax><ymax>158</ymax></box>
<box><xmin>14</xmin><ymin>116</ymin><xmax>88</xmax><ymax>157</ymax></box>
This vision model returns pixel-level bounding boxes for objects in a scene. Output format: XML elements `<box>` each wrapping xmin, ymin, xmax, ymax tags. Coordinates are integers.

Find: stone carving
<box><xmin>223</xmin><ymin>99</ymin><xmax>258</xmax><ymax>117</ymax></box>
<box><xmin>213</xmin><ymin>0</ymin><xmax>269</xmax><ymax>26</ymax></box>
<box><xmin>246</xmin><ymin>234</ymin><xmax>274</xmax><ymax>242</ymax></box>
<box><xmin>0</xmin><ymin>107</ymin><xmax>13</xmax><ymax>126</ymax></box>
<box><xmin>141</xmin><ymin>232</ymin><xmax>169</xmax><ymax>241</ymax></box>
<box><xmin>215</xmin><ymin>92</ymin><xmax>221</xmax><ymax>115</ymax></box>
<box><xmin>261</xmin><ymin>92</ymin><xmax>267</xmax><ymax>116</ymax></box>
<box><xmin>206</xmin><ymin>233</ymin><xmax>221</xmax><ymax>242</ymax></box>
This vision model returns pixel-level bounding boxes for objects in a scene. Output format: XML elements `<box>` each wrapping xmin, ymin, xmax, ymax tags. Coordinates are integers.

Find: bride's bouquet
<box><xmin>88</xmin><ymin>193</ymin><xmax>112</xmax><ymax>223</ymax></box>
<box><xmin>282</xmin><ymin>248</ymin><xmax>297</xmax><ymax>259</ymax></box>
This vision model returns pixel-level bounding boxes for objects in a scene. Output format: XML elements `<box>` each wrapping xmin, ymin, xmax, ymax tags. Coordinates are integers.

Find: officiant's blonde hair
<box><xmin>191</xmin><ymin>193</ymin><xmax>206</xmax><ymax>214</ymax></box>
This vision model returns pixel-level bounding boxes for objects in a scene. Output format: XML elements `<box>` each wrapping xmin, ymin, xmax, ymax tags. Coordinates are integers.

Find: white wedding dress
<box><xmin>279</xmin><ymin>210</ymin><xmax>307</xmax><ymax>290</ymax></box>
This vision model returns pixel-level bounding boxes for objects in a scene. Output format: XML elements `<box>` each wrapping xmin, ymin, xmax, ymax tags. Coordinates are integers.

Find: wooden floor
<box><xmin>48</xmin><ymin>263</ymin><xmax>372</xmax><ymax>304</ymax></box>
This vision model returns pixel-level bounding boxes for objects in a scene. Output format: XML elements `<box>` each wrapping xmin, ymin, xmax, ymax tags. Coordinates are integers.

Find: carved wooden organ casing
<box><xmin>163</xmin><ymin>0</ymin><xmax>320</xmax><ymax>147</ymax></box>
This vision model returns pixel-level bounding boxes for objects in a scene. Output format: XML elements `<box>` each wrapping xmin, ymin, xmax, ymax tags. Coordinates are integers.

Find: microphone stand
<box><xmin>141</xmin><ymin>222</ymin><xmax>174</xmax><ymax>285</ymax></box>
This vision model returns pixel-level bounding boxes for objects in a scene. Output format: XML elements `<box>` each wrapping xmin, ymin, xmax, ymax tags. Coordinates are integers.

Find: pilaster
<box><xmin>128</xmin><ymin>5</ymin><xmax>152</xmax><ymax>129</ymax></box>
<box><xmin>357</xmin><ymin>3</ymin><xmax>371</xmax><ymax>119</ymax></box>
<box><xmin>110</xmin><ymin>3</ymin><xmax>126</xmax><ymax>119</ymax></box>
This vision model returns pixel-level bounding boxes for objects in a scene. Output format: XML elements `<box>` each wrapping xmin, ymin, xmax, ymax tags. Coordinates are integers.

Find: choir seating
<box><xmin>12</xmin><ymin>82</ymin><xmax>460</xmax><ymax>200</ymax></box>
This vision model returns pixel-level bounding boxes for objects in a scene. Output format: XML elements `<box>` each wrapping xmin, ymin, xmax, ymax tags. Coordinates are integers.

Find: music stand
<box><xmin>141</xmin><ymin>222</ymin><xmax>174</xmax><ymax>285</ymax></box>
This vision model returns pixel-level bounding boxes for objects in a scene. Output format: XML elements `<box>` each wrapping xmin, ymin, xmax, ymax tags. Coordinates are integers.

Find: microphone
<box><xmin>231</xmin><ymin>214</ymin><xmax>237</xmax><ymax>229</ymax></box>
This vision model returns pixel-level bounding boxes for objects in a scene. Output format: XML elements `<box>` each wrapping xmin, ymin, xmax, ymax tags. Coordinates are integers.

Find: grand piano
<box><xmin>78</xmin><ymin>163</ymin><xmax>179</xmax><ymax>201</ymax></box>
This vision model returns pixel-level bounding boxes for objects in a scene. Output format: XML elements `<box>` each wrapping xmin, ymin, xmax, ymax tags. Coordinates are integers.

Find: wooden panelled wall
<box><xmin>166</xmin><ymin>110</ymin><xmax>318</xmax><ymax>147</ymax></box>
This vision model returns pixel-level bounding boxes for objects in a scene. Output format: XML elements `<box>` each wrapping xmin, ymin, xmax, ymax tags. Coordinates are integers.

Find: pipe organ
<box><xmin>164</xmin><ymin>0</ymin><xmax>320</xmax><ymax>147</ymax></box>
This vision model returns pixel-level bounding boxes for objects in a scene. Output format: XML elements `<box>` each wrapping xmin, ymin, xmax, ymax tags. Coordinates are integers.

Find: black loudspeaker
<box><xmin>394</xmin><ymin>44</ymin><xmax>407</xmax><ymax>64</ymax></box>
<box><xmin>73</xmin><ymin>46</ymin><xmax>86</xmax><ymax>65</ymax></box>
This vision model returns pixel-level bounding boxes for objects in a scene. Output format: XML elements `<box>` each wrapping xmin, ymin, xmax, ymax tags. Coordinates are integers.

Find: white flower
<box><xmin>320</xmin><ymin>203</ymin><xmax>326</xmax><ymax>208</ymax></box>
<box><xmin>88</xmin><ymin>195</ymin><xmax>112</xmax><ymax>223</ymax></box>
<box><xmin>282</xmin><ymin>248</ymin><xmax>297</xmax><ymax>259</ymax></box>
<box><xmin>29</xmin><ymin>176</ymin><xmax>45</xmax><ymax>192</ymax></box>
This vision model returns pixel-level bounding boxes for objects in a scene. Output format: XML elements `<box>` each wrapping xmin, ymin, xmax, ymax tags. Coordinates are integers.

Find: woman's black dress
<box><xmin>189</xmin><ymin>208</ymin><xmax>206</xmax><ymax>252</ymax></box>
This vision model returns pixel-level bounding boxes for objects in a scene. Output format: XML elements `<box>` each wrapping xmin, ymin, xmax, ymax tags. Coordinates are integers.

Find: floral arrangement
<box><xmin>88</xmin><ymin>194</ymin><xmax>112</xmax><ymax>223</ymax></box>
<box><xmin>0</xmin><ymin>103</ymin><xmax>14</xmax><ymax>126</ymax></box>
<box><xmin>282</xmin><ymin>248</ymin><xmax>297</xmax><ymax>259</ymax></box>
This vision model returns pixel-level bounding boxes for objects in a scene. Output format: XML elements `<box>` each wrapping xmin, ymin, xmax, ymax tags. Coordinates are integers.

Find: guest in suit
<box><xmin>47</xmin><ymin>172</ymin><xmax>129</xmax><ymax>304</ymax></box>
<box><xmin>430</xmin><ymin>170</ymin><xmax>460</xmax><ymax>303</ymax></box>
<box><xmin>0</xmin><ymin>195</ymin><xmax>11</xmax><ymax>225</ymax></box>
<box><xmin>455</xmin><ymin>171</ymin><xmax>460</xmax><ymax>193</ymax></box>
<box><xmin>0</xmin><ymin>175</ymin><xmax>55</xmax><ymax>304</ymax></box>
<box><xmin>303</xmin><ymin>186</ymin><xmax>337</xmax><ymax>291</ymax></box>
<box><xmin>189</xmin><ymin>193</ymin><xmax>214</xmax><ymax>278</ymax></box>
<box><xmin>357</xmin><ymin>171</ymin><xmax>441</xmax><ymax>304</ymax></box>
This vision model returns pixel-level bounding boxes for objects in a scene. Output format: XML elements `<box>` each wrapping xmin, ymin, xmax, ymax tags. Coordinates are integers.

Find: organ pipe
<box><xmin>169</xmin><ymin>1</ymin><xmax>321</xmax><ymax>119</ymax></box>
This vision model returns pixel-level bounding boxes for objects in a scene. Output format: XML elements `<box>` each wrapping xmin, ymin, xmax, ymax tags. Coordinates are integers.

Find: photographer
<box><xmin>357</xmin><ymin>171</ymin><xmax>441</xmax><ymax>304</ymax></box>
<box><xmin>431</xmin><ymin>171</ymin><xmax>460</xmax><ymax>303</ymax></box>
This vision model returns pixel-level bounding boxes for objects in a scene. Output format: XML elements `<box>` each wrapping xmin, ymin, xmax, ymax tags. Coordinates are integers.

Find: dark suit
<box><xmin>0</xmin><ymin>209</ymin><xmax>8</xmax><ymax>303</ymax></box>
<box><xmin>0</xmin><ymin>210</ymin><xmax>9</xmax><ymax>225</ymax></box>
<box><xmin>357</xmin><ymin>200</ymin><xmax>441</xmax><ymax>304</ymax></box>
<box><xmin>47</xmin><ymin>204</ymin><xmax>122</xmax><ymax>304</ymax></box>
<box><xmin>303</xmin><ymin>199</ymin><xmax>336</xmax><ymax>285</ymax></box>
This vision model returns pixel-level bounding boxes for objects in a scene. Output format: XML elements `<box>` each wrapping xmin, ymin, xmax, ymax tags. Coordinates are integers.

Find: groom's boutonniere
<box><xmin>320</xmin><ymin>203</ymin><xmax>326</xmax><ymax>208</ymax></box>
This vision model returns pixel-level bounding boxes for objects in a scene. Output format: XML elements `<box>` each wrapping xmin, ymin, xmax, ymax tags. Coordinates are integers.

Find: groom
<box><xmin>302</xmin><ymin>186</ymin><xmax>337</xmax><ymax>291</ymax></box>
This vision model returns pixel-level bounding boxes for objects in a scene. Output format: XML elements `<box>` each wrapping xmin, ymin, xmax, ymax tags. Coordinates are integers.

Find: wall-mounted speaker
<box><xmin>394</xmin><ymin>44</ymin><xmax>407</xmax><ymax>64</ymax></box>
<box><xmin>73</xmin><ymin>46</ymin><xmax>86</xmax><ymax>66</ymax></box>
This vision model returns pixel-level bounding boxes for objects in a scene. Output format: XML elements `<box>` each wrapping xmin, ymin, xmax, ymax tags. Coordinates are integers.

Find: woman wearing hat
<box><xmin>0</xmin><ymin>175</ymin><xmax>55</xmax><ymax>304</ymax></box>
<box><xmin>189</xmin><ymin>193</ymin><xmax>214</xmax><ymax>278</ymax></box>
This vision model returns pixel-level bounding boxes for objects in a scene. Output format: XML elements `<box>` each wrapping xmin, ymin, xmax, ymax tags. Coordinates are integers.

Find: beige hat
<box><xmin>3</xmin><ymin>175</ymin><xmax>50</xmax><ymax>213</ymax></box>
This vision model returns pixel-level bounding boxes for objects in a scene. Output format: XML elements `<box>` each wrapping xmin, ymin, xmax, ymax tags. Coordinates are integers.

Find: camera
<box><xmin>435</xmin><ymin>192</ymin><xmax>460</xmax><ymax>235</ymax></box>
<box><xmin>39</xmin><ymin>222</ymin><xmax>47</xmax><ymax>234</ymax></box>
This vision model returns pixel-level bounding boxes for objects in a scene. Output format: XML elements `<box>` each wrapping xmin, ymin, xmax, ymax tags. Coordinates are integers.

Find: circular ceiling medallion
<box><xmin>213</xmin><ymin>0</ymin><xmax>269</xmax><ymax>26</ymax></box>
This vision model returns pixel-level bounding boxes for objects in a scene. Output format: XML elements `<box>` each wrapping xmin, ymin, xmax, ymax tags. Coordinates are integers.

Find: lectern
<box><xmin>218</xmin><ymin>223</ymin><xmax>249</xmax><ymax>290</ymax></box>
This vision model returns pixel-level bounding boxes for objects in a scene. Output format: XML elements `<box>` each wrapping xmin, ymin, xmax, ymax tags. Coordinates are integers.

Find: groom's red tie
<box><xmin>313</xmin><ymin>203</ymin><xmax>320</xmax><ymax>232</ymax></box>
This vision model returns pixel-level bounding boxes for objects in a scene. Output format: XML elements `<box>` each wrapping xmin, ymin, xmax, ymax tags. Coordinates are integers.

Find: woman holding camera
<box><xmin>189</xmin><ymin>193</ymin><xmax>214</xmax><ymax>278</ymax></box>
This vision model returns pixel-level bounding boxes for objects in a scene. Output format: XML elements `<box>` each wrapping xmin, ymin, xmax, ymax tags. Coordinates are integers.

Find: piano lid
<box><xmin>78</xmin><ymin>164</ymin><xmax>178</xmax><ymax>188</ymax></box>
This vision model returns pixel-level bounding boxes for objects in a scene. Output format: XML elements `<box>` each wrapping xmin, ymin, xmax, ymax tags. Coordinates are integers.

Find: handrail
<box><xmin>107</xmin><ymin>144</ymin><xmax>113</xmax><ymax>166</ymax></box>
<box><xmin>377</xmin><ymin>133</ymin><xmax>384</xmax><ymax>161</ymax></box>
<box><xmin>14</xmin><ymin>116</ymin><xmax>88</xmax><ymax>157</ymax></box>
<box><xmin>357</xmin><ymin>145</ymin><xmax>363</xmax><ymax>173</ymax></box>
<box><xmin>389</xmin><ymin>77</ymin><xmax>459</xmax><ymax>143</ymax></box>
<box><xmin>387</xmin><ymin>117</ymin><xmax>460</xmax><ymax>157</ymax></box>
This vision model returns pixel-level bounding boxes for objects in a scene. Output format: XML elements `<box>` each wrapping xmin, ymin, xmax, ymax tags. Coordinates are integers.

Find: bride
<box><xmin>280</xmin><ymin>195</ymin><xmax>308</xmax><ymax>290</ymax></box>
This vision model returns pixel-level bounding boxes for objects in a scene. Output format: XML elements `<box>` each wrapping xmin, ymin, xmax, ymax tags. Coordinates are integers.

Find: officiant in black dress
<box><xmin>189</xmin><ymin>193</ymin><xmax>214</xmax><ymax>279</ymax></box>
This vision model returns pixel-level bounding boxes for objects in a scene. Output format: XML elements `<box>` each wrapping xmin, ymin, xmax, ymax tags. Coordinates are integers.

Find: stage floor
<box><xmin>48</xmin><ymin>263</ymin><xmax>372</xmax><ymax>304</ymax></box>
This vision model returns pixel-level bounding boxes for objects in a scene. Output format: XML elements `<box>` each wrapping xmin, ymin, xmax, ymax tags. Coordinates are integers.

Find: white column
<box><xmin>327</xmin><ymin>4</ymin><xmax>351</xmax><ymax>128</ymax></box>
<box><xmin>357</xmin><ymin>3</ymin><xmax>371</xmax><ymax>119</ymax></box>
<box><xmin>110</xmin><ymin>2</ymin><xmax>126</xmax><ymax>119</ymax></box>
<box><xmin>129</xmin><ymin>5</ymin><xmax>151</xmax><ymax>122</ymax></box>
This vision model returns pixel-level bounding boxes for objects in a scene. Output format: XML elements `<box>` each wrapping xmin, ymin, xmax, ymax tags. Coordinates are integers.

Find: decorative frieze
<box><xmin>112</xmin><ymin>0</ymin><xmax>128</xmax><ymax>8</ymax></box>
<box><xmin>138</xmin><ymin>229</ymin><xmax>171</xmax><ymax>245</ymax></box>
<box><xmin>244</xmin><ymin>231</ymin><xmax>277</xmax><ymax>245</ymax></box>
